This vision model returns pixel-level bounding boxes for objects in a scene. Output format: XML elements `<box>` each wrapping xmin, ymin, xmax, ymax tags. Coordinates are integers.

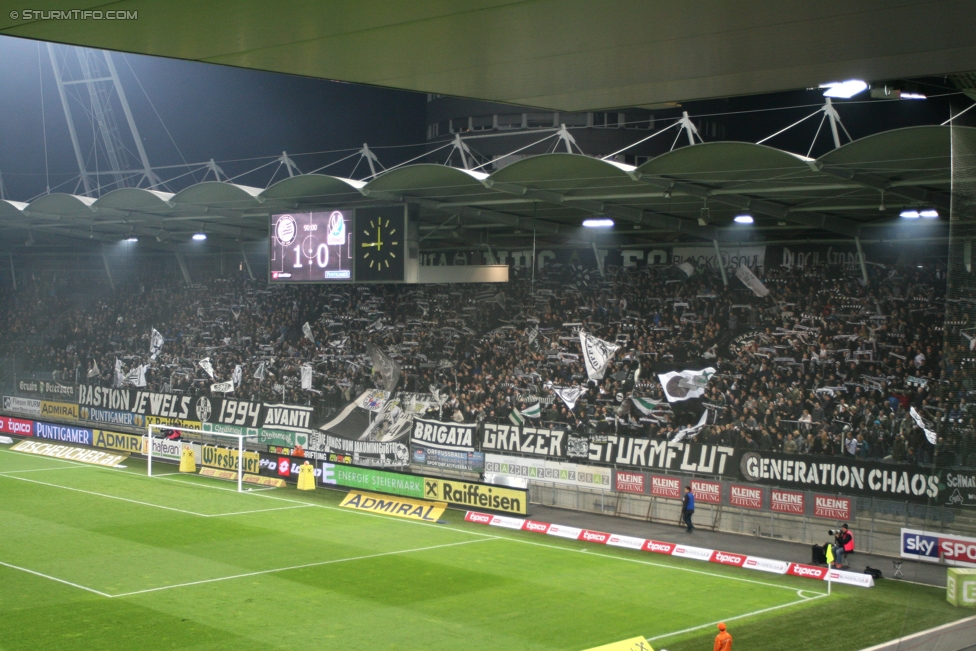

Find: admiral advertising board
<box><xmin>40</xmin><ymin>401</ymin><xmax>78</xmax><ymax>420</ymax></box>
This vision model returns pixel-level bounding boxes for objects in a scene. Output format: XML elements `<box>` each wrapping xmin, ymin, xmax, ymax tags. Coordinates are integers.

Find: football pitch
<box><xmin>0</xmin><ymin>446</ymin><xmax>967</xmax><ymax>651</ymax></box>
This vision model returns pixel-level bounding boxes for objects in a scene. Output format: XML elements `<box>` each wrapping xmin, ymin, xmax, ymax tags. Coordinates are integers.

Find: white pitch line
<box><xmin>645</xmin><ymin>592</ymin><xmax>830</xmax><ymax>642</ymax></box>
<box><xmin>0</xmin><ymin>474</ymin><xmax>211</xmax><ymax>517</ymax></box>
<box><xmin>204</xmin><ymin>504</ymin><xmax>313</xmax><ymax>518</ymax></box>
<box><xmin>0</xmin><ymin>465</ymin><xmax>97</xmax><ymax>474</ymax></box>
<box><xmin>110</xmin><ymin>537</ymin><xmax>497</xmax><ymax>598</ymax></box>
<box><xmin>150</xmin><ymin>474</ymin><xmax>827</xmax><ymax>595</ymax></box>
<box><xmin>0</xmin><ymin>560</ymin><xmax>113</xmax><ymax>598</ymax></box>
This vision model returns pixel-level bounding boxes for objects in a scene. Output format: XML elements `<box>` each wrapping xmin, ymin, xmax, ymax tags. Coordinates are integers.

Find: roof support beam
<box><xmin>366</xmin><ymin>189</ymin><xmax>562</xmax><ymax>236</ymax></box>
<box><xmin>632</xmin><ymin>173</ymin><xmax>862</xmax><ymax>238</ymax></box>
<box><xmin>485</xmin><ymin>179</ymin><xmax>720</xmax><ymax>240</ymax></box>
<box><xmin>815</xmin><ymin>164</ymin><xmax>951</xmax><ymax>212</ymax></box>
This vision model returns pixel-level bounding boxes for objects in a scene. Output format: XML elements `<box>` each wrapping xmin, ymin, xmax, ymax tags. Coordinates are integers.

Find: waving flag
<box><xmin>671</xmin><ymin>410</ymin><xmax>709</xmax><ymax>443</ymax></box>
<box><xmin>87</xmin><ymin>359</ymin><xmax>101</xmax><ymax>379</ymax></box>
<box><xmin>366</xmin><ymin>341</ymin><xmax>401</xmax><ymax>392</ymax></box>
<box><xmin>910</xmin><ymin>407</ymin><xmax>938</xmax><ymax>445</ymax></box>
<box><xmin>149</xmin><ymin>328</ymin><xmax>164</xmax><ymax>360</ymax></box>
<box><xmin>303</xmin><ymin>322</ymin><xmax>316</xmax><ymax>344</ymax></box>
<box><xmin>579</xmin><ymin>331</ymin><xmax>620</xmax><ymax>381</ymax></box>
<box><xmin>551</xmin><ymin>384</ymin><xmax>585</xmax><ymax>411</ymax></box>
<box><xmin>199</xmin><ymin>358</ymin><xmax>215</xmax><ymax>379</ymax></box>
<box><xmin>658</xmin><ymin>367</ymin><xmax>715</xmax><ymax>403</ymax></box>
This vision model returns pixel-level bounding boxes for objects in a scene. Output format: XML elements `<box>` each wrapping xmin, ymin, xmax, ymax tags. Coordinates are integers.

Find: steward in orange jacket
<box><xmin>714</xmin><ymin>622</ymin><xmax>733</xmax><ymax>651</ymax></box>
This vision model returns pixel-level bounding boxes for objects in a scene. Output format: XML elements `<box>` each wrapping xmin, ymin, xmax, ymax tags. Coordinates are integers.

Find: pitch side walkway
<box><xmin>523</xmin><ymin>503</ymin><xmax>949</xmax><ymax>587</ymax></box>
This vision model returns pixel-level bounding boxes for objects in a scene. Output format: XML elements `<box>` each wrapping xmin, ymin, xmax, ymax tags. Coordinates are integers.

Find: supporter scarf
<box><xmin>909</xmin><ymin>406</ymin><xmax>938</xmax><ymax>445</ymax></box>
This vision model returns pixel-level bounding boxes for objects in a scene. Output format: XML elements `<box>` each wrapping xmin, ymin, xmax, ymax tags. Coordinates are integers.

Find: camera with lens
<box><xmin>828</xmin><ymin>529</ymin><xmax>837</xmax><ymax>536</ymax></box>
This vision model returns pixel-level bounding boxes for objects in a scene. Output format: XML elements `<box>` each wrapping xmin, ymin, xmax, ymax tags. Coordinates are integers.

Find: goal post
<box><xmin>146</xmin><ymin>424</ymin><xmax>259</xmax><ymax>493</ymax></box>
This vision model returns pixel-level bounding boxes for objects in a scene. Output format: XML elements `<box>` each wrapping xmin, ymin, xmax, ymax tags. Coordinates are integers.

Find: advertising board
<box><xmin>33</xmin><ymin>422</ymin><xmax>92</xmax><ymax>445</ymax></box>
<box><xmin>10</xmin><ymin>439</ymin><xmax>126</xmax><ymax>467</ymax></box>
<box><xmin>411</xmin><ymin>446</ymin><xmax>485</xmax><ymax>473</ymax></box>
<box><xmin>901</xmin><ymin>528</ymin><xmax>976</xmax><ymax>568</ymax></box>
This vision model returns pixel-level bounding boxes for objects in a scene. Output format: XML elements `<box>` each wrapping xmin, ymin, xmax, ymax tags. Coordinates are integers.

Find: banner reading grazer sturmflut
<box><xmin>410</xmin><ymin>417</ymin><xmax>477</xmax><ymax>452</ymax></box>
<box><xmin>481</xmin><ymin>423</ymin><xmax>566</xmax><ymax>458</ymax></box>
<box><xmin>583</xmin><ymin>434</ymin><xmax>737</xmax><ymax>477</ymax></box>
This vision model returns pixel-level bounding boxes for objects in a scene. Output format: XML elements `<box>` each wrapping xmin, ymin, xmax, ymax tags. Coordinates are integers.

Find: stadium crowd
<box><xmin>1</xmin><ymin>255</ymin><xmax>973</xmax><ymax>469</ymax></box>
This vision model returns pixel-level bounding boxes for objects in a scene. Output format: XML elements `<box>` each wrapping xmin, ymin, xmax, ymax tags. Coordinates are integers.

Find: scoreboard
<box><xmin>269</xmin><ymin>207</ymin><xmax>406</xmax><ymax>283</ymax></box>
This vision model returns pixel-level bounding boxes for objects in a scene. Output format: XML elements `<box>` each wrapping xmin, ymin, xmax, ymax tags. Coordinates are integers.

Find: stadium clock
<box><xmin>354</xmin><ymin>207</ymin><xmax>406</xmax><ymax>282</ymax></box>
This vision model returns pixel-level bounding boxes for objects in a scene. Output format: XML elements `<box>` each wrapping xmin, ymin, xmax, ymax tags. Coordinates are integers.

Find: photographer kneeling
<box><xmin>831</xmin><ymin>523</ymin><xmax>854</xmax><ymax>569</ymax></box>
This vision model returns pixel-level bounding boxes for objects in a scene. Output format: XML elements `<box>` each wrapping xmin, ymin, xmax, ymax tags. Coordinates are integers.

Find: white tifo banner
<box><xmin>671</xmin><ymin>245</ymin><xmax>766</xmax><ymax>270</ymax></box>
<box><xmin>484</xmin><ymin>453</ymin><xmax>611</xmax><ymax>490</ymax></box>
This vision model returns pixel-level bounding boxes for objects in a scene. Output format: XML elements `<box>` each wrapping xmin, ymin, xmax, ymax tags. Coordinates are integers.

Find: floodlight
<box><xmin>192</xmin><ymin>233</ymin><xmax>207</xmax><ymax>240</ymax></box>
<box><xmin>733</xmin><ymin>214</ymin><xmax>754</xmax><ymax>224</ymax></box>
<box><xmin>919</xmin><ymin>209</ymin><xmax>939</xmax><ymax>219</ymax></box>
<box><xmin>582</xmin><ymin>218</ymin><xmax>614</xmax><ymax>228</ymax></box>
<box><xmin>124</xmin><ymin>237</ymin><xmax>138</xmax><ymax>242</ymax></box>
<box><xmin>899</xmin><ymin>210</ymin><xmax>920</xmax><ymax>219</ymax></box>
<box><xmin>901</xmin><ymin>93</ymin><xmax>926</xmax><ymax>100</ymax></box>
<box><xmin>820</xmin><ymin>80</ymin><xmax>867</xmax><ymax>98</ymax></box>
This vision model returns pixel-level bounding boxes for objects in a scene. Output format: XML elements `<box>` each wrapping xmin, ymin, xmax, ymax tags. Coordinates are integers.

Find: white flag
<box><xmin>671</xmin><ymin>410</ymin><xmax>709</xmax><ymax>443</ymax></box>
<box><xmin>254</xmin><ymin>361</ymin><xmax>266</xmax><ymax>381</ymax></box>
<box><xmin>199</xmin><ymin>357</ymin><xmax>215</xmax><ymax>379</ymax></box>
<box><xmin>579</xmin><ymin>331</ymin><xmax>620</xmax><ymax>381</ymax></box>
<box><xmin>303</xmin><ymin>322</ymin><xmax>315</xmax><ymax>344</ymax></box>
<box><xmin>677</xmin><ymin>262</ymin><xmax>694</xmax><ymax>277</ymax></box>
<box><xmin>658</xmin><ymin>367</ymin><xmax>716</xmax><ymax>402</ymax></box>
<box><xmin>123</xmin><ymin>364</ymin><xmax>146</xmax><ymax>388</ymax></box>
<box><xmin>550</xmin><ymin>384</ymin><xmax>586</xmax><ymax>411</ymax></box>
<box><xmin>211</xmin><ymin>379</ymin><xmax>235</xmax><ymax>394</ymax></box>
<box><xmin>87</xmin><ymin>359</ymin><xmax>101</xmax><ymax>379</ymax></box>
<box><xmin>521</xmin><ymin>402</ymin><xmax>542</xmax><ymax>419</ymax></box>
<box><xmin>113</xmin><ymin>358</ymin><xmax>124</xmax><ymax>388</ymax></box>
<box><xmin>909</xmin><ymin>406</ymin><xmax>938</xmax><ymax>445</ymax></box>
<box><xmin>735</xmin><ymin>265</ymin><xmax>770</xmax><ymax>297</ymax></box>
<box><xmin>232</xmin><ymin>364</ymin><xmax>243</xmax><ymax>386</ymax></box>
<box><xmin>301</xmin><ymin>365</ymin><xmax>313</xmax><ymax>390</ymax></box>
<box><xmin>149</xmin><ymin>328</ymin><xmax>164</xmax><ymax>360</ymax></box>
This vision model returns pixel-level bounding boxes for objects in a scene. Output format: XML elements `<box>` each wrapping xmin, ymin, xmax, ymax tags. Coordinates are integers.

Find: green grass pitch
<box><xmin>0</xmin><ymin>445</ymin><xmax>967</xmax><ymax>651</ymax></box>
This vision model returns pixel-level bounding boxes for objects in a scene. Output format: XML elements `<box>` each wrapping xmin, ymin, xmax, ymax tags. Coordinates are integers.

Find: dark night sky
<box><xmin>0</xmin><ymin>33</ymin><xmax>969</xmax><ymax>203</ymax></box>
<box><xmin>0</xmin><ymin>35</ymin><xmax>428</xmax><ymax>200</ymax></box>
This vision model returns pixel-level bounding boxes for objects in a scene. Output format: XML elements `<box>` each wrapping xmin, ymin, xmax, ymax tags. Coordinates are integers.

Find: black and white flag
<box><xmin>303</xmin><ymin>322</ymin><xmax>315</xmax><ymax>344</ymax></box>
<box><xmin>366</xmin><ymin>341</ymin><xmax>401</xmax><ymax>392</ymax></box>
<box><xmin>909</xmin><ymin>407</ymin><xmax>938</xmax><ymax>445</ymax></box>
<box><xmin>232</xmin><ymin>364</ymin><xmax>243</xmax><ymax>387</ymax></box>
<box><xmin>149</xmin><ymin>328</ymin><xmax>164</xmax><ymax>360</ymax></box>
<box><xmin>211</xmin><ymin>379</ymin><xmax>235</xmax><ymax>393</ymax></box>
<box><xmin>254</xmin><ymin>361</ymin><xmax>266</xmax><ymax>381</ymax></box>
<box><xmin>199</xmin><ymin>357</ymin><xmax>215</xmax><ymax>379</ymax></box>
<box><xmin>301</xmin><ymin>365</ymin><xmax>313</xmax><ymax>390</ymax></box>
<box><xmin>579</xmin><ymin>331</ymin><xmax>620</xmax><ymax>381</ymax></box>
<box><xmin>735</xmin><ymin>265</ymin><xmax>770</xmax><ymax>297</ymax></box>
<box><xmin>528</xmin><ymin>326</ymin><xmax>539</xmax><ymax>351</ymax></box>
<box><xmin>671</xmin><ymin>410</ymin><xmax>709</xmax><ymax>443</ymax></box>
<box><xmin>658</xmin><ymin>367</ymin><xmax>716</xmax><ymax>403</ymax></box>
<box><xmin>87</xmin><ymin>359</ymin><xmax>101</xmax><ymax>379</ymax></box>
<box><xmin>124</xmin><ymin>364</ymin><xmax>147</xmax><ymax>388</ymax></box>
<box><xmin>550</xmin><ymin>384</ymin><xmax>586</xmax><ymax>411</ymax></box>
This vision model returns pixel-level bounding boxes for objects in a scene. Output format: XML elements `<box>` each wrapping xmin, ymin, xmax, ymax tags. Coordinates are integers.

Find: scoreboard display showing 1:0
<box><xmin>269</xmin><ymin>211</ymin><xmax>352</xmax><ymax>282</ymax></box>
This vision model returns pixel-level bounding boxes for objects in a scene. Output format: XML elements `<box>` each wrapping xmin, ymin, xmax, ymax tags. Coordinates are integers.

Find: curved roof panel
<box><xmin>490</xmin><ymin>153</ymin><xmax>636</xmax><ymax>191</ymax></box>
<box><xmin>817</xmin><ymin>125</ymin><xmax>955</xmax><ymax>177</ymax></box>
<box><xmin>25</xmin><ymin>193</ymin><xmax>97</xmax><ymax>215</ymax></box>
<box><xmin>261</xmin><ymin>174</ymin><xmax>365</xmax><ymax>204</ymax></box>
<box><xmin>637</xmin><ymin>142</ymin><xmax>815</xmax><ymax>185</ymax></box>
<box><xmin>365</xmin><ymin>164</ymin><xmax>491</xmax><ymax>200</ymax></box>
<box><xmin>94</xmin><ymin>188</ymin><xmax>175</xmax><ymax>211</ymax></box>
<box><xmin>171</xmin><ymin>182</ymin><xmax>265</xmax><ymax>209</ymax></box>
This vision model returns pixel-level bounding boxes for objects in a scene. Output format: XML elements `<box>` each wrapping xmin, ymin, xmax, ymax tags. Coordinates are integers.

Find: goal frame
<box><xmin>146</xmin><ymin>424</ymin><xmax>258</xmax><ymax>493</ymax></box>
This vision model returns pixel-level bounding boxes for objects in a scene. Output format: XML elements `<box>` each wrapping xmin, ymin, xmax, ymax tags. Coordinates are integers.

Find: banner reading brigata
<box><xmin>410</xmin><ymin>417</ymin><xmax>477</xmax><ymax>452</ymax></box>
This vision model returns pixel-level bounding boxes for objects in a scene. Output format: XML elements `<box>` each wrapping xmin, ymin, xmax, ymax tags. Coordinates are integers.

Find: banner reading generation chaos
<box><xmin>736</xmin><ymin>450</ymin><xmax>941</xmax><ymax>502</ymax></box>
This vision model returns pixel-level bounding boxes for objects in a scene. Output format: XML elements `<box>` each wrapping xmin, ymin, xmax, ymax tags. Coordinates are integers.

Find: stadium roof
<box><xmin>3</xmin><ymin>2</ymin><xmax>975</xmax><ymax>111</ymax></box>
<box><xmin>0</xmin><ymin>125</ymin><xmax>960</xmax><ymax>250</ymax></box>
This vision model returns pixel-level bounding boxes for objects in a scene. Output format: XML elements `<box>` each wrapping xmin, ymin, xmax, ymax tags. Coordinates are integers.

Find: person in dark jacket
<box><xmin>681</xmin><ymin>486</ymin><xmax>695</xmax><ymax>533</ymax></box>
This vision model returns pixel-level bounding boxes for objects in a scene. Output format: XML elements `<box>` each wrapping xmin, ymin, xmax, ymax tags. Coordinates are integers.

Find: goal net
<box><xmin>146</xmin><ymin>424</ymin><xmax>259</xmax><ymax>493</ymax></box>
